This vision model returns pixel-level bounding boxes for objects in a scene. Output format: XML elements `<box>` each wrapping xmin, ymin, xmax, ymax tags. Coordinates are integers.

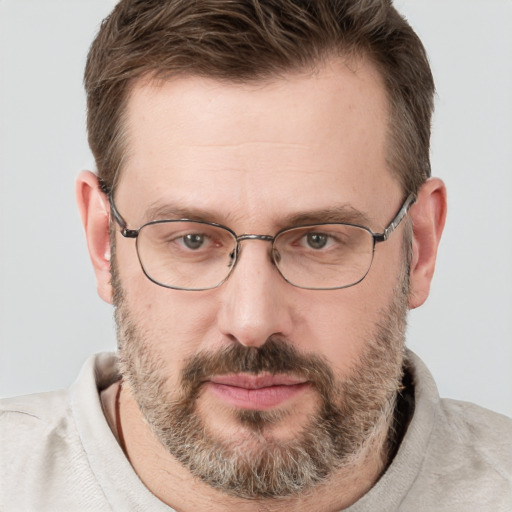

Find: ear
<box><xmin>408</xmin><ymin>177</ymin><xmax>447</xmax><ymax>309</ymax></box>
<box><xmin>76</xmin><ymin>170</ymin><xmax>113</xmax><ymax>304</ymax></box>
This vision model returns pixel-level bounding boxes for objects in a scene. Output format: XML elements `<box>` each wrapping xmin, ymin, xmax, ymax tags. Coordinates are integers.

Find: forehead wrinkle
<box><xmin>185</xmin><ymin>141</ymin><xmax>310</xmax><ymax>150</ymax></box>
<box><xmin>140</xmin><ymin>199</ymin><xmax>375</xmax><ymax>232</ymax></box>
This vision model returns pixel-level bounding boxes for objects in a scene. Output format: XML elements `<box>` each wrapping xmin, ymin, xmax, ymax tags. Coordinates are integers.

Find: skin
<box><xmin>77</xmin><ymin>57</ymin><xmax>446</xmax><ymax>511</ymax></box>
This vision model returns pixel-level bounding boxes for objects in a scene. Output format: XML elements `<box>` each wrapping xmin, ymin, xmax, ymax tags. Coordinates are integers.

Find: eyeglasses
<box><xmin>109</xmin><ymin>194</ymin><xmax>415</xmax><ymax>291</ymax></box>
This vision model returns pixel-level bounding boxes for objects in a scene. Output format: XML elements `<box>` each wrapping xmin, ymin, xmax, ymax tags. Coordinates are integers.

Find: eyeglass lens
<box><xmin>135</xmin><ymin>221</ymin><xmax>375</xmax><ymax>290</ymax></box>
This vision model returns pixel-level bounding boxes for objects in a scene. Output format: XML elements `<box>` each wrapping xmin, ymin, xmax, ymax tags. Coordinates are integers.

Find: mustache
<box><xmin>180</xmin><ymin>337</ymin><xmax>336</xmax><ymax>400</ymax></box>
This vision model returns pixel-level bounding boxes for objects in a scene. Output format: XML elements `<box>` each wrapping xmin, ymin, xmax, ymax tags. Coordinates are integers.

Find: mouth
<box><xmin>205</xmin><ymin>374</ymin><xmax>310</xmax><ymax>410</ymax></box>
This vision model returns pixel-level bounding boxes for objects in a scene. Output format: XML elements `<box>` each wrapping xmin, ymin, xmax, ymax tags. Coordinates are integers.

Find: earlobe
<box><xmin>76</xmin><ymin>170</ymin><xmax>113</xmax><ymax>304</ymax></box>
<box><xmin>408</xmin><ymin>178</ymin><xmax>447</xmax><ymax>309</ymax></box>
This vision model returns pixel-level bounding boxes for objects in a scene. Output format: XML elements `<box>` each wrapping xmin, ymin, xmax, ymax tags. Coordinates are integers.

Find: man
<box><xmin>1</xmin><ymin>0</ymin><xmax>511</xmax><ymax>510</ymax></box>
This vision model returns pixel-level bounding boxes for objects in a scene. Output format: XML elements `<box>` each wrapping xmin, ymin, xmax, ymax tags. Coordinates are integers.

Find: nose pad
<box><xmin>228</xmin><ymin>247</ymin><xmax>237</xmax><ymax>267</ymax></box>
<box><xmin>271</xmin><ymin>246</ymin><xmax>281</xmax><ymax>265</ymax></box>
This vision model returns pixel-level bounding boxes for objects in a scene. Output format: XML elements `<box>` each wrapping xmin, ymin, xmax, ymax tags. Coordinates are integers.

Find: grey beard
<box><xmin>115</xmin><ymin>293</ymin><xmax>407</xmax><ymax>499</ymax></box>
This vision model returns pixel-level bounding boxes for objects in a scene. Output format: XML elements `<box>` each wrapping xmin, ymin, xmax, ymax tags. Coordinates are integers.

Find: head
<box><xmin>77</xmin><ymin>0</ymin><xmax>446</xmax><ymax>501</ymax></box>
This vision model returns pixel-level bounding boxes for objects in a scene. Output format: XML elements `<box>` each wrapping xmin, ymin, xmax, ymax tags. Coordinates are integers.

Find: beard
<box><xmin>112</xmin><ymin>261</ymin><xmax>409</xmax><ymax>499</ymax></box>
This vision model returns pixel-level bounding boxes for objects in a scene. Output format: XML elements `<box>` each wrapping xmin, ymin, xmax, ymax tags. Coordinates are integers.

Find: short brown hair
<box><xmin>85</xmin><ymin>0</ymin><xmax>434</xmax><ymax>195</ymax></box>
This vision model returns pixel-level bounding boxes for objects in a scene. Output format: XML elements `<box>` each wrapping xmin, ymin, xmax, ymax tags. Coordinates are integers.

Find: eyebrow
<box><xmin>284</xmin><ymin>207</ymin><xmax>373</xmax><ymax>228</ymax></box>
<box><xmin>142</xmin><ymin>202</ymin><xmax>374</xmax><ymax>230</ymax></box>
<box><xmin>143</xmin><ymin>203</ymin><xmax>228</xmax><ymax>225</ymax></box>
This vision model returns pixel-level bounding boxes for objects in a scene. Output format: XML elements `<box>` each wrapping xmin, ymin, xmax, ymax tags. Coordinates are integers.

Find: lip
<box><xmin>205</xmin><ymin>373</ymin><xmax>309</xmax><ymax>410</ymax></box>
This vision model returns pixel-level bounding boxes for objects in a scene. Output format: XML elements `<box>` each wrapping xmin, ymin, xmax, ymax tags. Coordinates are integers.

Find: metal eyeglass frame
<box><xmin>107</xmin><ymin>192</ymin><xmax>416</xmax><ymax>291</ymax></box>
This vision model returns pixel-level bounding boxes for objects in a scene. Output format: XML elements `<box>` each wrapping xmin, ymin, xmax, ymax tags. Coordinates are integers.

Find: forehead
<box><xmin>118</xmin><ymin>58</ymin><xmax>400</xmax><ymax>229</ymax></box>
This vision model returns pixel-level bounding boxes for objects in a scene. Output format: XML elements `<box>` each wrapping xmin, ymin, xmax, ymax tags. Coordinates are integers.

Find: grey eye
<box><xmin>183</xmin><ymin>233</ymin><xmax>205</xmax><ymax>250</ymax></box>
<box><xmin>306</xmin><ymin>233</ymin><xmax>328</xmax><ymax>249</ymax></box>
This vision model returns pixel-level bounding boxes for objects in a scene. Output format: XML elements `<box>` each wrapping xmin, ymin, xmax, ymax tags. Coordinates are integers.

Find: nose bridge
<box><xmin>218</xmin><ymin>237</ymin><xmax>293</xmax><ymax>348</ymax></box>
<box><xmin>236</xmin><ymin>233</ymin><xmax>275</xmax><ymax>243</ymax></box>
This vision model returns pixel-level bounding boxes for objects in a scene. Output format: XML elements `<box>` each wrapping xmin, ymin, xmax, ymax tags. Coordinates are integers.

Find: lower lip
<box><xmin>205</xmin><ymin>382</ymin><xmax>309</xmax><ymax>410</ymax></box>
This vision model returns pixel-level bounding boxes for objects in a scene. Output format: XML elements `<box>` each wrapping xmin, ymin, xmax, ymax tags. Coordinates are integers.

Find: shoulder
<box><xmin>435</xmin><ymin>398</ymin><xmax>512</xmax><ymax>473</ymax></box>
<box><xmin>0</xmin><ymin>389</ymin><xmax>74</xmax><ymax>454</ymax></box>
<box><xmin>406</xmin><ymin>396</ymin><xmax>512</xmax><ymax>510</ymax></box>
<box><xmin>399</xmin><ymin>352</ymin><xmax>512</xmax><ymax>510</ymax></box>
<box><xmin>0</xmin><ymin>390</ymin><xmax>86</xmax><ymax>510</ymax></box>
<box><xmin>0</xmin><ymin>352</ymin><xmax>119</xmax><ymax>452</ymax></box>
<box><xmin>0</xmin><ymin>355</ymin><xmax>118</xmax><ymax>512</ymax></box>
<box><xmin>440</xmin><ymin>397</ymin><xmax>512</xmax><ymax>435</ymax></box>
<box><xmin>406</xmin><ymin>351</ymin><xmax>512</xmax><ymax>463</ymax></box>
<box><xmin>1</xmin><ymin>387</ymin><xmax>69</xmax><ymax>421</ymax></box>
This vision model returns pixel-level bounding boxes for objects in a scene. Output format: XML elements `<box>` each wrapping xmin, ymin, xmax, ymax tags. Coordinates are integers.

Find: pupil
<box><xmin>307</xmin><ymin>233</ymin><xmax>327</xmax><ymax>249</ymax></box>
<box><xmin>184</xmin><ymin>234</ymin><xmax>204</xmax><ymax>250</ymax></box>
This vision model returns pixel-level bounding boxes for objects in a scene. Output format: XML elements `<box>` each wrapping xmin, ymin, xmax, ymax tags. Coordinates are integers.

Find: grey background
<box><xmin>1</xmin><ymin>0</ymin><xmax>511</xmax><ymax>417</ymax></box>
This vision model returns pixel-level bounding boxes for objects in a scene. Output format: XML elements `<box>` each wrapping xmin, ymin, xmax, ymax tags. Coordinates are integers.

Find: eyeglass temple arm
<box><xmin>104</xmin><ymin>189</ymin><xmax>139</xmax><ymax>239</ymax></box>
<box><xmin>373</xmin><ymin>193</ymin><xmax>416</xmax><ymax>243</ymax></box>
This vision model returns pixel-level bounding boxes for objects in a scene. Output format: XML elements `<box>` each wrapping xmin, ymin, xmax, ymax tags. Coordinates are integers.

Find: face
<box><xmin>111</xmin><ymin>59</ymin><xmax>410</xmax><ymax>498</ymax></box>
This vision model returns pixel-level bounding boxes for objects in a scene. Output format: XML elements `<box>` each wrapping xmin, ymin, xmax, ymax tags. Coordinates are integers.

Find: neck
<box><xmin>114</xmin><ymin>383</ymin><xmax>396</xmax><ymax>512</ymax></box>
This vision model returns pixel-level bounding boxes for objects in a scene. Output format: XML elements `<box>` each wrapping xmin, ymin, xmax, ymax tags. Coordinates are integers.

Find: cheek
<box><xmin>296</xmin><ymin>272</ymin><xmax>396</xmax><ymax>374</ymax></box>
<box><xmin>120</xmin><ymin>269</ymin><xmax>222</xmax><ymax>362</ymax></box>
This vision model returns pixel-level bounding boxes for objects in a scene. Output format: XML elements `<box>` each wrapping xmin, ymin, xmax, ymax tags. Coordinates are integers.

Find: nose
<box><xmin>216</xmin><ymin>240</ymin><xmax>294</xmax><ymax>348</ymax></box>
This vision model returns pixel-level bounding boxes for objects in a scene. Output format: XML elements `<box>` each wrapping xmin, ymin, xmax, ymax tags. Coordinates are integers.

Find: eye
<box><xmin>306</xmin><ymin>233</ymin><xmax>329</xmax><ymax>250</ymax></box>
<box><xmin>182</xmin><ymin>233</ymin><xmax>206</xmax><ymax>250</ymax></box>
<box><xmin>277</xmin><ymin>227</ymin><xmax>341</xmax><ymax>253</ymax></box>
